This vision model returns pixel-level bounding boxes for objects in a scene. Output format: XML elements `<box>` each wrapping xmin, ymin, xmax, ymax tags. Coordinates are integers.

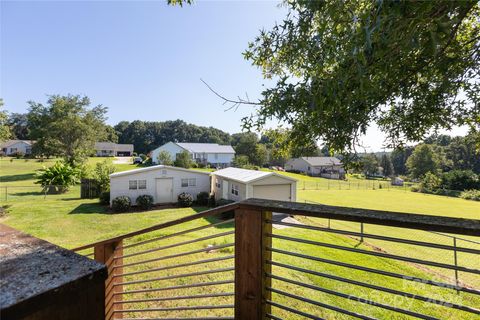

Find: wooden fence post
<box><xmin>94</xmin><ymin>240</ymin><xmax>123</xmax><ymax>320</ymax></box>
<box><xmin>235</xmin><ymin>208</ymin><xmax>272</xmax><ymax>320</ymax></box>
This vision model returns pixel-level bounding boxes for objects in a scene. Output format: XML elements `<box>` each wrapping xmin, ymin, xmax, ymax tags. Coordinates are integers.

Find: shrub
<box><xmin>35</xmin><ymin>161</ymin><xmax>80</xmax><ymax>194</ymax></box>
<box><xmin>11</xmin><ymin>151</ymin><xmax>25</xmax><ymax>159</ymax></box>
<box><xmin>440</xmin><ymin>170</ymin><xmax>480</xmax><ymax>191</ymax></box>
<box><xmin>112</xmin><ymin>196</ymin><xmax>131</xmax><ymax>212</ymax></box>
<box><xmin>99</xmin><ymin>191</ymin><xmax>110</xmax><ymax>205</ymax></box>
<box><xmin>460</xmin><ymin>189</ymin><xmax>480</xmax><ymax>201</ymax></box>
<box><xmin>196</xmin><ymin>191</ymin><xmax>210</xmax><ymax>206</ymax></box>
<box><xmin>93</xmin><ymin>160</ymin><xmax>116</xmax><ymax>192</ymax></box>
<box><xmin>174</xmin><ymin>150</ymin><xmax>193</xmax><ymax>168</ymax></box>
<box><xmin>208</xmin><ymin>194</ymin><xmax>216</xmax><ymax>207</ymax></box>
<box><xmin>177</xmin><ymin>192</ymin><xmax>193</xmax><ymax>207</ymax></box>
<box><xmin>191</xmin><ymin>162</ymin><xmax>199</xmax><ymax>168</ymax></box>
<box><xmin>139</xmin><ymin>154</ymin><xmax>147</xmax><ymax>161</ymax></box>
<box><xmin>198</xmin><ymin>162</ymin><xmax>206</xmax><ymax>169</ymax></box>
<box><xmin>136</xmin><ymin>194</ymin><xmax>154</xmax><ymax>210</ymax></box>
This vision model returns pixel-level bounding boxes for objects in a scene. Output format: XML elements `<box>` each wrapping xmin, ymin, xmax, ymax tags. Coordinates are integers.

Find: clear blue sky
<box><xmin>1</xmin><ymin>0</ymin><xmax>285</xmax><ymax>131</ymax></box>
<box><xmin>0</xmin><ymin>0</ymin><xmax>467</xmax><ymax>151</ymax></box>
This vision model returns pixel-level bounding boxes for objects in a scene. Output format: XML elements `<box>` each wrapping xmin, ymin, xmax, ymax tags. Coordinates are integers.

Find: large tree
<box><xmin>7</xmin><ymin>113</ymin><xmax>30</xmax><ymax>140</ymax></box>
<box><xmin>406</xmin><ymin>144</ymin><xmax>441</xmax><ymax>179</ymax></box>
<box><xmin>380</xmin><ymin>154</ymin><xmax>394</xmax><ymax>177</ymax></box>
<box><xmin>0</xmin><ymin>99</ymin><xmax>11</xmax><ymax>142</ymax></box>
<box><xmin>28</xmin><ymin>95</ymin><xmax>108</xmax><ymax>165</ymax></box>
<box><xmin>237</xmin><ymin>1</ymin><xmax>480</xmax><ymax>154</ymax></box>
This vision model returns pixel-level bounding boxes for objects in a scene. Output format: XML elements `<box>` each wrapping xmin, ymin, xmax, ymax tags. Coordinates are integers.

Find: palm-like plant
<box><xmin>35</xmin><ymin>161</ymin><xmax>80</xmax><ymax>194</ymax></box>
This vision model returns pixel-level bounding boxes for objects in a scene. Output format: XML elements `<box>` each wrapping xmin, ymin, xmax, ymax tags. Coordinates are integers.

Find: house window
<box><xmin>10</xmin><ymin>148</ymin><xmax>17</xmax><ymax>153</ymax></box>
<box><xmin>214</xmin><ymin>153</ymin><xmax>218</xmax><ymax>160</ymax></box>
<box><xmin>181</xmin><ymin>178</ymin><xmax>196</xmax><ymax>187</ymax></box>
<box><xmin>308</xmin><ymin>166</ymin><xmax>311</xmax><ymax>171</ymax></box>
<box><xmin>138</xmin><ymin>180</ymin><xmax>147</xmax><ymax>189</ymax></box>
<box><xmin>129</xmin><ymin>180</ymin><xmax>137</xmax><ymax>190</ymax></box>
<box><xmin>231</xmin><ymin>184</ymin><xmax>239</xmax><ymax>196</ymax></box>
<box><xmin>215</xmin><ymin>178</ymin><xmax>221</xmax><ymax>188</ymax></box>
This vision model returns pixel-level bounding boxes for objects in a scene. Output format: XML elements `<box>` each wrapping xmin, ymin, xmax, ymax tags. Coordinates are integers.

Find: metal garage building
<box><xmin>211</xmin><ymin>167</ymin><xmax>297</xmax><ymax>202</ymax></box>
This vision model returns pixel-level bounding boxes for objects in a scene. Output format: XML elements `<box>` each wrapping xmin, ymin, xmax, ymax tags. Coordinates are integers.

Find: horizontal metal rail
<box><xmin>266</xmin><ymin>300</ymin><xmax>324</xmax><ymax>320</ymax></box>
<box><xmin>265</xmin><ymin>314</ymin><xmax>283</xmax><ymax>320</ymax></box>
<box><xmin>72</xmin><ymin>203</ymin><xmax>239</xmax><ymax>251</ymax></box>
<box><xmin>116</xmin><ymin>292</ymin><xmax>235</xmax><ymax>305</ymax></box>
<box><xmin>120</xmin><ymin>218</ymin><xmax>234</xmax><ymax>251</ymax></box>
<box><xmin>267</xmin><ymin>287</ymin><xmax>377</xmax><ymax>320</ymax></box>
<box><xmin>267</xmin><ymin>234</ymin><xmax>480</xmax><ymax>274</ymax></box>
<box><xmin>114</xmin><ymin>305</ymin><xmax>234</xmax><ymax>313</ymax></box>
<box><xmin>268</xmin><ymin>247</ymin><xmax>479</xmax><ymax>295</ymax></box>
<box><xmin>115</xmin><ymin>243</ymin><xmax>234</xmax><ymax>269</ymax></box>
<box><xmin>114</xmin><ymin>255</ymin><xmax>234</xmax><ymax>278</ymax></box>
<box><xmin>115</xmin><ymin>230</ymin><xmax>235</xmax><ymax>260</ymax></box>
<box><xmin>117</xmin><ymin>280</ymin><xmax>234</xmax><ymax>296</ymax></box>
<box><xmin>266</xmin><ymin>220</ymin><xmax>480</xmax><ymax>254</ymax></box>
<box><xmin>115</xmin><ymin>267</ymin><xmax>234</xmax><ymax>287</ymax></box>
<box><xmin>268</xmin><ymin>260</ymin><xmax>479</xmax><ymax>314</ymax></box>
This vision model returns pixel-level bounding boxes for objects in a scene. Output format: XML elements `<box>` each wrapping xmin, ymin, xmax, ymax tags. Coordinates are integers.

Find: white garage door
<box><xmin>252</xmin><ymin>184</ymin><xmax>292</xmax><ymax>201</ymax></box>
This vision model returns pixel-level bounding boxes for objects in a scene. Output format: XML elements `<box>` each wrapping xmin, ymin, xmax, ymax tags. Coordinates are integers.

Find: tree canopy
<box><xmin>240</xmin><ymin>1</ymin><xmax>479</xmax><ymax>154</ymax></box>
<box><xmin>28</xmin><ymin>95</ymin><xmax>108</xmax><ymax>165</ymax></box>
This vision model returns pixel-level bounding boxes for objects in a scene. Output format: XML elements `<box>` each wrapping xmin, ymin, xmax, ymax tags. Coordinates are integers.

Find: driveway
<box><xmin>113</xmin><ymin>157</ymin><xmax>132</xmax><ymax>164</ymax></box>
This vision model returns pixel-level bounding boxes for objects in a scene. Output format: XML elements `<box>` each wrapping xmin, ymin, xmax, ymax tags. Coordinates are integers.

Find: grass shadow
<box><xmin>203</xmin><ymin>210</ymin><xmax>235</xmax><ymax>229</ymax></box>
<box><xmin>69</xmin><ymin>203</ymin><xmax>108</xmax><ymax>215</ymax></box>
<box><xmin>11</xmin><ymin>191</ymin><xmax>44</xmax><ymax>196</ymax></box>
<box><xmin>0</xmin><ymin>173</ymin><xmax>35</xmax><ymax>182</ymax></box>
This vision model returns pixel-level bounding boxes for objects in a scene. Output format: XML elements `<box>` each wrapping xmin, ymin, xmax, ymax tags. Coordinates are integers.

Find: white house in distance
<box><xmin>211</xmin><ymin>167</ymin><xmax>297</xmax><ymax>203</ymax></box>
<box><xmin>0</xmin><ymin>140</ymin><xmax>35</xmax><ymax>155</ymax></box>
<box><xmin>109</xmin><ymin>165</ymin><xmax>210</xmax><ymax>205</ymax></box>
<box><xmin>286</xmin><ymin>156</ymin><xmax>345</xmax><ymax>180</ymax></box>
<box><xmin>151</xmin><ymin>142</ymin><xmax>235</xmax><ymax>168</ymax></box>
<box><xmin>95</xmin><ymin>142</ymin><xmax>134</xmax><ymax>157</ymax></box>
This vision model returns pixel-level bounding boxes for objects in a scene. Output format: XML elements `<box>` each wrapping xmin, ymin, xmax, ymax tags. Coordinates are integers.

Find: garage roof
<box><xmin>211</xmin><ymin>167</ymin><xmax>297</xmax><ymax>184</ymax></box>
<box><xmin>110</xmin><ymin>165</ymin><xmax>210</xmax><ymax>178</ymax></box>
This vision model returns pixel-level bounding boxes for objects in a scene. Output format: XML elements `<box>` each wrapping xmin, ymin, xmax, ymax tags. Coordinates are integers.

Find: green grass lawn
<box><xmin>1</xmin><ymin>157</ymin><xmax>479</xmax><ymax>319</ymax></box>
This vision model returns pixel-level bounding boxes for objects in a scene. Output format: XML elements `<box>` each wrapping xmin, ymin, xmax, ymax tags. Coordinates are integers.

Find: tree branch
<box><xmin>200</xmin><ymin>78</ymin><xmax>262</xmax><ymax>112</ymax></box>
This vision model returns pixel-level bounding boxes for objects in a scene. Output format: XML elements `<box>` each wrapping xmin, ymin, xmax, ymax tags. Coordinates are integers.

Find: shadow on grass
<box><xmin>69</xmin><ymin>203</ymin><xmax>108</xmax><ymax>214</ymax></box>
<box><xmin>202</xmin><ymin>209</ymin><xmax>235</xmax><ymax>229</ymax></box>
<box><xmin>0</xmin><ymin>173</ymin><xmax>35</xmax><ymax>182</ymax></box>
<box><xmin>11</xmin><ymin>191</ymin><xmax>44</xmax><ymax>196</ymax></box>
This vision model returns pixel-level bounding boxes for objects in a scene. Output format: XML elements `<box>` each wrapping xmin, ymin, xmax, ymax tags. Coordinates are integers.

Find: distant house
<box><xmin>94</xmin><ymin>142</ymin><xmax>134</xmax><ymax>157</ymax></box>
<box><xmin>286</xmin><ymin>156</ymin><xmax>345</xmax><ymax>179</ymax></box>
<box><xmin>0</xmin><ymin>140</ymin><xmax>35</xmax><ymax>155</ymax></box>
<box><xmin>151</xmin><ymin>142</ymin><xmax>235</xmax><ymax>168</ymax></box>
<box><xmin>211</xmin><ymin>167</ymin><xmax>297</xmax><ymax>202</ymax></box>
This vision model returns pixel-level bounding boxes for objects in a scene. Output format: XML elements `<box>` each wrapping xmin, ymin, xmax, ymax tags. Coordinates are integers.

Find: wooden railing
<box><xmin>73</xmin><ymin>199</ymin><xmax>480</xmax><ymax>320</ymax></box>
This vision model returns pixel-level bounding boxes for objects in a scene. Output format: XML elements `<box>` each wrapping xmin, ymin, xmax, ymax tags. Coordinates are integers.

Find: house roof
<box><xmin>109</xmin><ymin>165</ymin><xmax>210</xmax><ymax>178</ymax></box>
<box><xmin>301</xmin><ymin>157</ymin><xmax>342</xmax><ymax>166</ymax></box>
<box><xmin>176</xmin><ymin>143</ymin><xmax>235</xmax><ymax>154</ymax></box>
<box><xmin>0</xmin><ymin>140</ymin><xmax>35</xmax><ymax>148</ymax></box>
<box><xmin>211</xmin><ymin>167</ymin><xmax>297</xmax><ymax>184</ymax></box>
<box><xmin>95</xmin><ymin>142</ymin><xmax>134</xmax><ymax>151</ymax></box>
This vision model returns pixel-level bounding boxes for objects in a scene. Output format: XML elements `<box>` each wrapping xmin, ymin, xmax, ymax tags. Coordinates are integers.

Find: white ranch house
<box><xmin>286</xmin><ymin>156</ymin><xmax>345</xmax><ymax>179</ymax></box>
<box><xmin>151</xmin><ymin>142</ymin><xmax>235</xmax><ymax>168</ymax></box>
<box><xmin>109</xmin><ymin>166</ymin><xmax>297</xmax><ymax>206</ymax></box>
<box><xmin>109</xmin><ymin>165</ymin><xmax>210</xmax><ymax>205</ymax></box>
<box><xmin>95</xmin><ymin>142</ymin><xmax>134</xmax><ymax>157</ymax></box>
<box><xmin>211</xmin><ymin>167</ymin><xmax>297</xmax><ymax>203</ymax></box>
<box><xmin>0</xmin><ymin>140</ymin><xmax>35</xmax><ymax>155</ymax></box>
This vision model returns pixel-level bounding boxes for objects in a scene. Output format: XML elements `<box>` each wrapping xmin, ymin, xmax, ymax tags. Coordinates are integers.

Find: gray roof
<box><xmin>301</xmin><ymin>157</ymin><xmax>342</xmax><ymax>166</ymax></box>
<box><xmin>176</xmin><ymin>143</ymin><xmax>235</xmax><ymax>154</ymax></box>
<box><xmin>211</xmin><ymin>167</ymin><xmax>297</xmax><ymax>184</ymax></box>
<box><xmin>0</xmin><ymin>140</ymin><xmax>35</xmax><ymax>148</ymax></box>
<box><xmin>95</xmin><ymin>142</ymin><xmax>134</xmax><ymax>152</ymax></box>
<box><xmin>110</xmin><ymin>165</ymin><xmax>210</xmax><ymax>178</ymax></box>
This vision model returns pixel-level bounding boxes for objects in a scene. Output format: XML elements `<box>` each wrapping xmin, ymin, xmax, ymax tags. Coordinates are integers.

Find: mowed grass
<box><xmin>1</xmin><ymin>157</ymin><xmax>480</xmax><ymax>319</ymax></box>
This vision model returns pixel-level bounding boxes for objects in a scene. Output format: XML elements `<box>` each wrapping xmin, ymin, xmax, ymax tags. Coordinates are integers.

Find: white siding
<box><xmin>110</xmin><ymin>167</ymin><xmax>210</xmax><ymax>205</ymax></box>
<box><xmin>285</xmin><ymin>158</ymin><xmax>310</xmax><ymax>173</ymax></box>
<box><xmin>205</xmin><ymin>153</ymin><xmax>235</xmax><ymax>166</ymax></box>
<box><xmin>151</xmin><ymin>142</ymin><xmax>186</xmax><ymax>164</ymax></box>
<box><xmin>4</xmin><ymin>142</ymin><xmax>32</xmax><ymax>155</ymax></box>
